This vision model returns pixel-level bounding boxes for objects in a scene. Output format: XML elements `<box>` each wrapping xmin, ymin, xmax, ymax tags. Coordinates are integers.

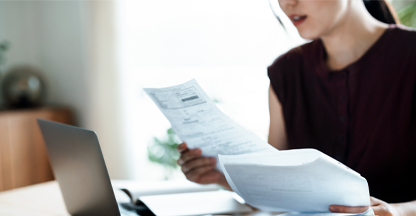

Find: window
<box><xmin>115</xmin><ymin>0</ymin><xmax>305</xmax><ymax>180</ymax></box>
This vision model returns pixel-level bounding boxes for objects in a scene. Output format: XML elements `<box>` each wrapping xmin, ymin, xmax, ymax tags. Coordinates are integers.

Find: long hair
<box><xmin>363</xmin><ymin>0</ymin><xmax>400</xmax><ymax>24</ymax></box>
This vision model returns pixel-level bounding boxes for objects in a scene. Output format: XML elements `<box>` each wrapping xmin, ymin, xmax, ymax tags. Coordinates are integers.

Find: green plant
<box><xmin>0</xmin><ymin>41</ymin><xmax>10</xmax><ymax>72</ymax></box>
<box><xmin>147</xmin><ymin>128</ymin><xmax>181</xmax><ymax>179</ymax></box>
<box><xmin>398</xmin><ymin>2</ymin><xmax>416</xmax><ymax>28</ymax></box>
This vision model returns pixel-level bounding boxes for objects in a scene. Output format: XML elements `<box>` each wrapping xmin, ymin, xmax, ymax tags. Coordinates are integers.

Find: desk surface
<box><xmin>0</xmin><ymin>181</ymin><xmax>69</xmax><ymax>216</ymax></box>
<box><xmin>0</xmin><ymin>181</ymin><xmax>275</xmax><ymax>216</ymax></box>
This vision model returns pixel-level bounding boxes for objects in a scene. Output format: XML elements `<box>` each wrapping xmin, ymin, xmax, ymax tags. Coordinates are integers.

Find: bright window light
<box><xmin>115</xmin><ymin>0</ymin><xmax>305</xmax><ymax>180</ymax></box>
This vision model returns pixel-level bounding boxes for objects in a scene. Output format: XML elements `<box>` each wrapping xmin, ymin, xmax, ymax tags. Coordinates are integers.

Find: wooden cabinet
<box><xmin>0</xmin><ymin>107</ymin><xmax>72</xmax><ymax>192</ymax></box>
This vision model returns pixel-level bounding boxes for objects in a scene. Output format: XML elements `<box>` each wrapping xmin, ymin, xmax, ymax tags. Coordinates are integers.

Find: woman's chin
<box><xmin>297</xmin><ymin>29</ymin><xmax>321</xmax><ymax>40</ymax></box>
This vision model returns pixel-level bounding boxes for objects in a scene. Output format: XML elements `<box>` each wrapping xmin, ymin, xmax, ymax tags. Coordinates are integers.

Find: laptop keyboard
<box><xmin>118</xmin><ymin>203</ymin><xmax>156</xmax><ymax>216</ymax></box>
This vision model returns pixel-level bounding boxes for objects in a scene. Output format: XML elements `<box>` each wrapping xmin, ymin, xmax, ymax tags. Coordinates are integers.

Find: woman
<box><xmin>176</xmin><ymin>0</ymin><xmax>416</xmax><ymax>215</ymax></box>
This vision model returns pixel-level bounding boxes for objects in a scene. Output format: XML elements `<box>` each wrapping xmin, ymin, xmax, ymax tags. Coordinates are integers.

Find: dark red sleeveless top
<box><xmin>268</xmin><ymin>25</ymin><xmax>416</xmax><ymax>203</ymax></box>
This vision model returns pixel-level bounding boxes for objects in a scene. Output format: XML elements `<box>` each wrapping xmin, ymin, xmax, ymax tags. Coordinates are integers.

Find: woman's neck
<box><xmin>321</xmin><ymin>1</ymin><xmax>389</xmax><ymax>71</ymax></box>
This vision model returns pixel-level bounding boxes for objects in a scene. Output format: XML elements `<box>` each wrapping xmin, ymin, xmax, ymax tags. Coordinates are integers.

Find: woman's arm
<box><xmin>268</xmin><ymin>85</ymin><xmax>288</xmax><ymax>150</ymax></box>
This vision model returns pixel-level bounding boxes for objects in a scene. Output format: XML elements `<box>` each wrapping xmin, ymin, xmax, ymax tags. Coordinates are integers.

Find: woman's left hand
<box><xmin>329</xmin><ymin>197</ymin><xmax>399</xmax><ymax>216</ymax></box>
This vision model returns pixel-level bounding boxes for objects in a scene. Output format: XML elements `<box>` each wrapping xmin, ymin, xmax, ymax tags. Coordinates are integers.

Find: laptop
<box><xmin>37</xmin><ymin>119</ymin><xmax>147</xmax><ymax>216</ymax></box>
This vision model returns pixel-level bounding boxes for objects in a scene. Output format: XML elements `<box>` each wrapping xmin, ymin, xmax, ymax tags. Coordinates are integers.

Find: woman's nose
<box><xmin>279</xmin><ymin>0</ymin><xmax>298</xmax><ymax>9</ymax></box>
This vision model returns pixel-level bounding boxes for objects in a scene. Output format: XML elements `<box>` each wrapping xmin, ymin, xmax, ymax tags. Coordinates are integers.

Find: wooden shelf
<box><xmin>0</xmin><ymin>107</ymin><xmax>73</xmax><ymax>192</ymax></box>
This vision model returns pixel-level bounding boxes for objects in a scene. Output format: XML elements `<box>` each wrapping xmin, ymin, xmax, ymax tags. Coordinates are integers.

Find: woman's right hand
<box><xmin>177</xmin><ymin>142</ymin><xmax>231</xmax><ymax>190</ymax></box>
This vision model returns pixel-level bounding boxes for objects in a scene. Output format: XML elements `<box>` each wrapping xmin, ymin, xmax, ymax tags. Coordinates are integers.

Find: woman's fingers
<box><xmin>197</xmin><ymin>170</ymin><xmax>222</xmax><ymax>184</ymax></box>
<box><xmin>177</xmin><ymin>142</ymin><xmax>188</xmax><ymax>154</ymax></box>
<box><xmin>329</xmin><ymin>205</ymin><xmax>369</xmax><ymax>213</ymax></box>
<box><xmin>185</xmin><ymin>164</ymin><xmax>216</xmax><ymax>183</ymax></box>
<box><xmin>177</xmin><ymin>148</ymin><xmax>202</xmax><ymax>165</ymax></box>
<box><xmin>176</xmin><ymin>143</ymin><xmax>220</xmax><ymax>185</ymax></box>
<box><xmin>182</xmin><ymin>157</ymin><xmax>216</xmax><ymax>173</ymax></box>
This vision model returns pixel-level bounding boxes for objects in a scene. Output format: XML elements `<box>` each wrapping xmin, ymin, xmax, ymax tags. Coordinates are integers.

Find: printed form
<box><xmin>144</xmin><ymin>79</ymin><xmax>275</xmax><ymax>160</ymax></box>
<box><xmin>145</xmin><ymin>80</ymin><xmax>371</xmax><ymax>213</ymax></box>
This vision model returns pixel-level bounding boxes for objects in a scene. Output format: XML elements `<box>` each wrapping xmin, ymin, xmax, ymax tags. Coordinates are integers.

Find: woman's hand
<box><xmin>329</xmin><ymin>197</ymin><xmax>399</xmax><ymax>216</ymax></box>
<box><xmin>177</xmin><ymin>142</ymin><xmax>231</xmax><ymax>190</ymax></box>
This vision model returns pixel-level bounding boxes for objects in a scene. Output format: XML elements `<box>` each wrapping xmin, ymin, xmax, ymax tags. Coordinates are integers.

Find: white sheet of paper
<box><xmin>139</xmin><ymin>190</ymin><xmax>252</xmax><ymax>216</ymax></box>
<box><xmin>144</xmin><ymin>79</ymin><xmax>276</xmax><ymax>162</ymax></box>
<box><xmin>219</xmin><ymin>149</ymin><xmax>370</xmax><ymax>213</ymax></box>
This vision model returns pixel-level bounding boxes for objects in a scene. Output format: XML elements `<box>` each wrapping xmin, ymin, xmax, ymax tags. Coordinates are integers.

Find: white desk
<box><xmin>0</xmin><ymin>181</ymin><xmax>276</xmax><ymax>216</ymax></box>
<box><xmin>0</xmin><ymin>181</ymin><xmax>69</xmax><ymax>216</ymax></box>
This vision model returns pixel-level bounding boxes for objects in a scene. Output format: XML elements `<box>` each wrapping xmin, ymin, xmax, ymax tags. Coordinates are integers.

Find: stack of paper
<box><xmin>219</xmin><ymin>149</ymin><xmax>370</xmax><ymax>212</ymax></box>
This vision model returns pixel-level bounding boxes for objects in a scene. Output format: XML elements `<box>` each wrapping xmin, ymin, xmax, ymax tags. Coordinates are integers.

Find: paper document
<box><xmin>144</xmin><ymin>79</ymin><xmax>275</xmax><ymax>161</ymax></box>
<box><xmin>219</xmin><ymin>149</ymin><xmax>370</xmax><ymax>213</ymax></box>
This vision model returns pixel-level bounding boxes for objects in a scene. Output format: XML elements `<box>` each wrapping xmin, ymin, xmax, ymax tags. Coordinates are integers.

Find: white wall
<box><xmin>0</xmin><ymin>1</ymin><xmax>128</xmax><ymax>179</ymax></box>
<box><xmin>0</xmin><ymin>1</ymin><xmax>88</xmax><ymax>125</ymax></box>
<box><xmin>0</xmin><ymin>1</ymin><xmax>41</xmax><ymax>102</ymax></box>
<box><xmin>37</xmin><ymin>1</ymin><xmax>90</xmax><ymax>127</ymax></box>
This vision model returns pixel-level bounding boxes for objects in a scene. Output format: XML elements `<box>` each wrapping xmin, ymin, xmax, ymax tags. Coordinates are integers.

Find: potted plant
<box><xmin>0</xmin><ymin>41</ymin><xmax>9</xmax><ymax>74</ymax></box>
<box><xmin>147</xmin><ymin>128</ymin><xmax>181</xmax><ymax>179</ymax></box>
<box><xmin>0</xmin><ymin>41</ymin><xmax>10</xmax><ymax>109</ymax></box>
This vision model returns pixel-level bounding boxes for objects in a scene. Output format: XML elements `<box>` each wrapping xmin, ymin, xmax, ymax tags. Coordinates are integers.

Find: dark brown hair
<box><xmin>363</xmin><ymin>0</ymin><xmax>400</xmax><ymax>24</ymax></box>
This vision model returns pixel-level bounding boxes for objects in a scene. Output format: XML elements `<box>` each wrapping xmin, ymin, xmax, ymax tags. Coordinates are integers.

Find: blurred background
<box><xmin>0</xmin><ymin>0</ymin><xmax>414</xmax><ymax>190</ymax></box>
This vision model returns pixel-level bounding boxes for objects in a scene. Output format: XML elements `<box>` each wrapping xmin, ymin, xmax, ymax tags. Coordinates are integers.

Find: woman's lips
<box><xmin>289</xmin><ymin>15</ymin><xmax>307</xmax><ymax>27</ymax></box>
